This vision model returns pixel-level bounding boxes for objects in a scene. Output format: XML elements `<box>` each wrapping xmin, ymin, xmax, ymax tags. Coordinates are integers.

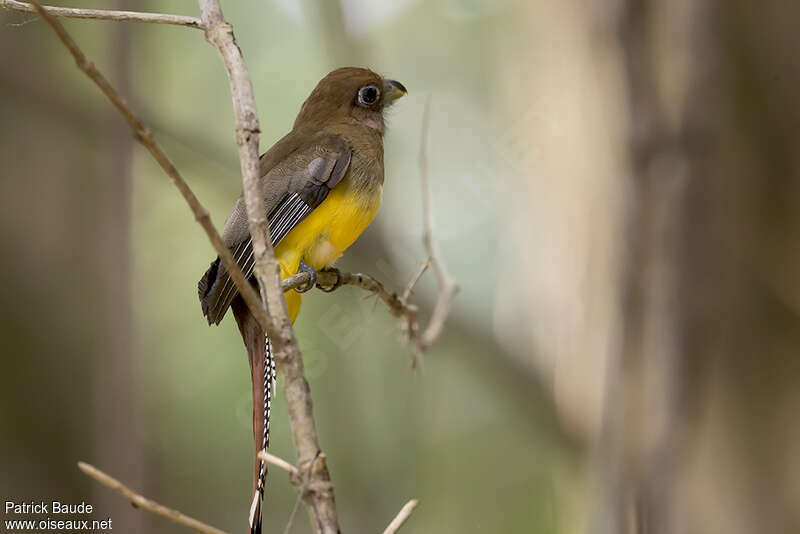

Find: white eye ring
<box><xmin>358</xmin><ymin>85</ymin><xmax>380</xmax><ymax>106</ymax></box>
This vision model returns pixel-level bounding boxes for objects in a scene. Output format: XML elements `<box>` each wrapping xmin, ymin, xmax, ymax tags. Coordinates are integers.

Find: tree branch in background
<box><xmin>277</xmin><ymin>99</ymin><xmax>458</xmax><ymax>371</ymax></box>
<box><xmin>281</xmin><ymin>99</ymin><xmax>459</xmax><ymax>370</ymax></box>
<box><xmin>27</xmin><ymin>0</ymin><xmax>449</xmax><ymax>531</ymax></box>
<box><xmin>22</xmin><ymin>0</ymin><xmax>268</xmax><ymax>335</ymax></box>
<box><xmin>196</xmin><ymin>2</ymin><xmax>340</xmax><ymax>533</ymax></box>
<box><xmin>283</xmin><ymin>496</ymin><xmax>303</xmax><ymax>534</ymax></box>
<box><xmin>78</xmin><ymin>462</ymin><xmax>228</xmax><ymax>534</ymax></box>
<box><xmin>418</xmin><ymin>97</ymin><xmax>459</xmax><ymax>349</ymax></box>
<box><xmin>1</xmin><ymin>0</ymin><xmax>203</xmax><ymax>28</ymax></box>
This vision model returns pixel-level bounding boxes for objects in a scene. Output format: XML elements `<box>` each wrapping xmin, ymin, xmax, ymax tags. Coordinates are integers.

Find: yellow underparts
<box><xmin>274</xmin><ymin>179</ymin><xmax>381</xmax><ymax>323</ymax></box>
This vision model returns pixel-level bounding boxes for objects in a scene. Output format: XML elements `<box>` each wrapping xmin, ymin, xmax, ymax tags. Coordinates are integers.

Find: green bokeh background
<box><xmin>0</xmin><ymin>1</ymin><xmax>579</xmax><ymax>533</ymax></box>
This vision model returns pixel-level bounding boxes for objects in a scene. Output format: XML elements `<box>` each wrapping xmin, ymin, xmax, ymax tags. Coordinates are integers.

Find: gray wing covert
<box><xmin>198</xmin><ymin>138</ymin><xmax>351</xmax><ymax>325</ymax></box>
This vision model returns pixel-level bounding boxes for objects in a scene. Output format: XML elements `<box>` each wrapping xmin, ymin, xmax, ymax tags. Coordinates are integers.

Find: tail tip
<box><xmin>249</xmin><ymin>490</ymin><xmax>263</xmax><ymax>534</ymax></box>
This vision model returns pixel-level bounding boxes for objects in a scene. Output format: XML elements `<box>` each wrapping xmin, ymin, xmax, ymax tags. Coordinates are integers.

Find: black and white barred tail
<box><xmin>249</xmin><ymin>336</ymin><xmax>276</xmax><ymax>534</ymax></box>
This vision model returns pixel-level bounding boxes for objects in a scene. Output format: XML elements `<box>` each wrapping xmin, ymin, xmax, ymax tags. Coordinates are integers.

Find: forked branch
<box><xmin>196</xmin><ymin>2</ymin><xmax>339</xmax><ymax>533</ymax></box>
<box><xmin>278</xmin><ymin>98</ymin><xmax>460</xmax><ymax>369</ymax></box>
<box><xmin>26</xmin><ymin>1</ymin><xmax>449</xmax><ymax>532</ymax></box>
<box><xmin>257</xmin><ymin>452</ymin><xmax>419</xmax><ymax>534</ymax></box>
<box><xmin>418</xmin><ymin>97</ymin><xmax>459</xmax><ymax>348</ymax></box>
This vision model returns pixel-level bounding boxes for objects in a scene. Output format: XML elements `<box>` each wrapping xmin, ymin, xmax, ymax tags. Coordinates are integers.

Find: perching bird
<box><xmin>197</xmin><ymin>67</ymin><xmax>406</xmax><ymax>534</ymax></box>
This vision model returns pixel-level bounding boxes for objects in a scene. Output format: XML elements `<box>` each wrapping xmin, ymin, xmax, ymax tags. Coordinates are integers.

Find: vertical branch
<box><xmin>595</xmin><ymin>1</ymin><xmax>689</xmax><ymax>531</ymax></box>
<box><xmin>418</xmin><ymin>97</ymin><xmax>459</xmax><ymax>348</ymax></box>
<box><xmin>196</xmin><ymin>3</ymin><xmax>340</xmax><ymax>533</ymax></box>
<box><xmin>24</xmin><ymin>0</ymin><xmax>338</xmax><ymax>530</ymax></box>
<box><xmin>602</xmin><ymin>0</ymin><xmax>800</xmax><ymax>532</ymax></box>
<box><xmin>595</xmin><ymin>1</ymin><xmax>722</xmax><ymax>533</ymax></box>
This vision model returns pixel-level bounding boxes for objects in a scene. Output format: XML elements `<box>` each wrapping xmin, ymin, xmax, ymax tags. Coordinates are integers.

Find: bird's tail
<box><xmin>231</xmin><ymin>296</ymin><xmax>275</xmax><ymax>534</ymax></box>
<box><xmin>231</xmin><ymin>264</ymin><xmax>301</xmax><ymax>534</ymax></box>
<box><xmin>249</xmin><ymin>493</ymin><xmax>262</xmax><ymax>534</ymax></box>
<box><xmin>249</xmin><ymin>336</ymin><xmax>275</xmax><ymax>534</ymax></box>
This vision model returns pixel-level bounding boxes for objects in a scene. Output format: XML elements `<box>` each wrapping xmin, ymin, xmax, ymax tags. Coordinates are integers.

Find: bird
<box><xmin>197</xmin><ymin>67</ymin><xmax>406</xmax><ymax>534</ymax></box>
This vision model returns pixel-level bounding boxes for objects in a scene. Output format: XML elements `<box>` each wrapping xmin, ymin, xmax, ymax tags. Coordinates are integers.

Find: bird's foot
<box><xmin>317</xmin><ymin>267</ymin><xmax>343</xmax><ymax>293</ymax></box>
<box><xmin>295</xmin><ymin>261</ymin><xmax>317</xmax><ymax>293</ymax></box>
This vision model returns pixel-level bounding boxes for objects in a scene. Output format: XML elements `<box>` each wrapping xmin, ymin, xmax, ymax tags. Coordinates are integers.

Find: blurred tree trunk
<box><xmin>599</xmin><ymin>1</ymin><xmax>800</xmax><ymax>533</ymax></box>
<box><xmin>90</xmin><ymin>1</ymin><xmax>145</xmax><ymax>530</ymax></box>
<box><xmin>0</xmin><ymin>2</ymin><xmax>140</xmax><ymax>521</ymax></box>
<box><xmin>301</xmin><ymin>0</ymin><xmax>360</xmax><ymax>66</ymax></box>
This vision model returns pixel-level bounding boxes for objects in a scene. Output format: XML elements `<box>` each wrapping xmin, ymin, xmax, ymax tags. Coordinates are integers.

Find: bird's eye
<box><xmin>357</xmin><ymin>85</ymin><xmax>380</xmax><ymax>106</ymax></box>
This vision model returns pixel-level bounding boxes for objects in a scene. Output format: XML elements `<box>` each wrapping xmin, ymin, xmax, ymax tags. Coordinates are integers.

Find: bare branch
<box><xmin>25</xmin><ymin>3</ymin><xmax>443</xmax><ymax>532</ymax></box>
<box><xmin>402</xmin><ymin>259</ymin><xmax>430</xmax><ymax>302</ymax></box>
<box><xmin>283</xmin><ymin>495</ymin><xmax>302</xmax><ymax>534</ymax></box>
<box><xmin>1</xmin><ymin>0</ymin><xmax>203</xmax><ymax>28</ymax></box>
<box><xmin>277</xmin><ymin>100</ymin><xmax>459</xmax><ymax>367</ymax></box>
<box><xmin>418</xmin><ymin>96</ymin><xmax>459</xmax><ymax>348</ymax></box>
<box><xmin>22</xmin><ymin>0</ymin><xmax>267</xmax><ymax>341</ymax></box>
<box><xmin>382</xmin><ymin>499</ymin><xmax>419</xmax><ymax>534</ymax></box>
<box><xmin>257</xmin><ymin>445</ymin><xmax>419</xmax><ymax>534</ymax></box>
<box><xmin>196</xmin><ymin>3</ymin><xmax>339</xmax><ymax>533</ymax></box>
<box><xmin>77</xmin><ymin>462</ymin><xmax>227</xmax><ymax>534</ymax></box>
<box><xmin>258</xmin><ymin>450</ymin><xmax>299</xmax><ymax>476</ymax></box>
<box><xmin>286</xmin><ymin>269</ymin><xmax>420</xmax><ymax>327</ymax></box>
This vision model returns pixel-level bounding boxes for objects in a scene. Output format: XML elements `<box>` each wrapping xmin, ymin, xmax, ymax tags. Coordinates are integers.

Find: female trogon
<box><xmin>198</xmin><ymin>67</ymin><xmax>406</xmax><ymax>534</ymax></box>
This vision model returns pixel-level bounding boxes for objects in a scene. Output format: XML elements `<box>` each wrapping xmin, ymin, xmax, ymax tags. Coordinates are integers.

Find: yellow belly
<box><xmin>274</xmin><ymin>180</ymin><xmax>381</xmax><ymax>322</ymax></box>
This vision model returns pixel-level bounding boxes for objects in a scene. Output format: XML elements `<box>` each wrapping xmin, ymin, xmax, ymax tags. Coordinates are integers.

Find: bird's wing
<box><xmin>198</xmin><ymin>135</ymin><xmax>351</xmax><ymax>324</ymax></box>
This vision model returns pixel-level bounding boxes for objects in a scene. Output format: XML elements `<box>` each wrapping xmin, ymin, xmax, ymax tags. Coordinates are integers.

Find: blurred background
<box><xmin>1</xmin><ymin>1</ymin><xmax>799</xmax><ymax>533</ymax></box>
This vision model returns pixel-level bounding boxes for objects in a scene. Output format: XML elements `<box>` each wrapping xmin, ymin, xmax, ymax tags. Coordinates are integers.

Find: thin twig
<box><xmin>1</xmin><ymin>0</ymin><xmax>203</xmax><ymax>28</ymax></box>
<box><xmin>77</xmin><ymin>462</ymin><xmax>227</xmax><ymax>534</ymax></box>
<box><xmin>382</xmin><ymin>499</ymin><xmax>419</xmax><ymax>534</ymax></box>
<box><xmin>286</xmin><ymin>270</ymin><xmax>419</xmax><ymax>323</ymax></box>
<box><xmin>283</xmin><ymin>494</ymin><xmax>303</xmax><ymax>534</ymax></box>
<box><xmin>418</xmin><ymin>96</ymin><xmax>459</xmax><ymax>347</ymax></box>
<box><xmin>5</xmin><ymin>13</ymin><xmax>37</xmax><ymax>26</ymax></box>
<box><xmin>279</xmin><ymin>111</ymin><xmax>459</xmax><ymax>363</ymax></box>
<box><xmin>258</xmin><ymin>450</ymin><xmax>299</xmax><ymax>476</ymax></box>
<box><xmin>197</xmin><ymin>3</ymin><xmax>339</xmax><ymax>533</ymax></box>
<box><xmin>402</xmin><ymin>259</ymin><xmax>430</xmax><ymax>302</ymax></box>
<box><xmin>25</xmin><ymin>4</ymin><xmax>443</xmax><ymax>531</ymax></box>
<box><xmin>23</xmin><ymin>0</ymin><xmax>268</xmax><ymax>335</ymax></box>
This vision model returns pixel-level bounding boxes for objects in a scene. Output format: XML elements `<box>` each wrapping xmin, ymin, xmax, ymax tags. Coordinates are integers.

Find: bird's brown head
<box><xmin>293</xmin><ymin>67</ymin><xmax>407</xmax><ymax>133</ymax></box>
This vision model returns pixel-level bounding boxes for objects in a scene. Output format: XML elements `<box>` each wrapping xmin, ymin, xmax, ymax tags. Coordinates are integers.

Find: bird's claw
<box><xmin>317</xmin><ymin>267</ymin><xmax>342</xmax><ymax>293</ymax></box>
<box><xmin>295</xmin><ymin>261</ymin><xmax>317</xmax><ymax>293</ymax></box>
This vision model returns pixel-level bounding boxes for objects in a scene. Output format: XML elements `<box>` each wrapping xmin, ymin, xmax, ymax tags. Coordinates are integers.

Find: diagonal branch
<box><xmin>22</xmin><ymin>0</ymin><xmax>268</xmax><ymax>335</ymax></box>
<box><xmin>1</xmin><ymin>0</ymin><xmax>203</xmax><ymax>28</ymax></box>
<box><xmin>382</xmin><ymin>499</ymin><xmax>419</xmax><ymax>534</ymax></box>
<box><xmin>196</xmin><ymin>2</ymin><xmax>339</xmax><ymax>533</ymax></box>
<box><xmin>78</xmin><ymin>462</ymin><xmax>228</xmax><ymax>534</ymax></box>
<box><xmin>26</xmin><ymin>3</ymin><xmax>447</xmax><ymax>532</ymax></box>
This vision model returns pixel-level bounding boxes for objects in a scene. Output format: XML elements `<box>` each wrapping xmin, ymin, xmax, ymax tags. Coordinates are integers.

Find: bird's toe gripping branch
<box><xmin>295</xmin><ymin>261</ymin><xmax>317</xmax><ymax>293</ymax></box>
<box><xmin>317</xmin><ymin>267</ymin><xmax>343</xmax><ymax>293</ymax></box>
